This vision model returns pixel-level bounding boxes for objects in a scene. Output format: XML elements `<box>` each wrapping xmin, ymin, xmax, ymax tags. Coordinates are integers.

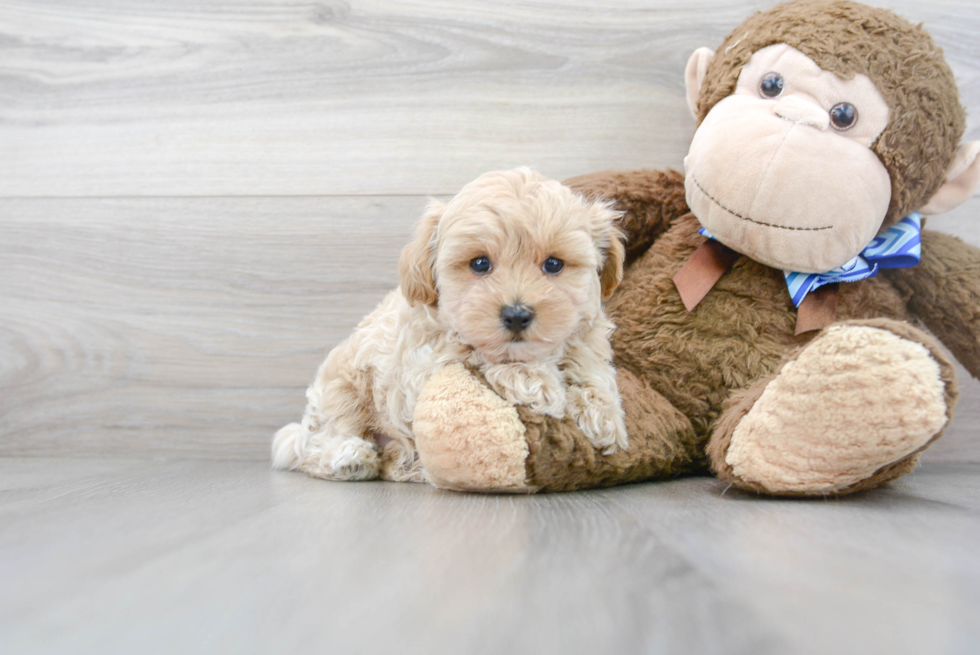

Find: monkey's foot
<box><xmin>413</xmin><ymin>363</ymin><xmax>536</xmax><ymax>493</ymax></box>
<box><xmin>708</xmin><ymin>320</ymin><xmax>957</xmax><ymax>496</ymax></box>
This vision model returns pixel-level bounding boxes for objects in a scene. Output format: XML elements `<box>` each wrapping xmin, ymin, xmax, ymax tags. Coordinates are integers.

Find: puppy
<box><xmin>272</xmin><ymin>168</ymin><xmax>627</xmax><ymax>482</ymax></box>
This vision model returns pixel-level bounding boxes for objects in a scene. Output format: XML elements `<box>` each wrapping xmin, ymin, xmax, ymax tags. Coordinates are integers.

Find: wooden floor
<box><xmin>2</xmin><ymin>456</ymin><xmax>979</xmax><ymax>655</ymax></box>
<box><xmin>2</xmin><ymin>1</ymin><xmax>980</xmax><ymax>653</ymax></box>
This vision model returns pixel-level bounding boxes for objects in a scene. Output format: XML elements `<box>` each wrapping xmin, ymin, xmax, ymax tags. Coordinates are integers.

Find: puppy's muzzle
<box><xmin>501</xmin><ymin>303</ymin><xmax>534</xmax><ymax>335</ymax></box>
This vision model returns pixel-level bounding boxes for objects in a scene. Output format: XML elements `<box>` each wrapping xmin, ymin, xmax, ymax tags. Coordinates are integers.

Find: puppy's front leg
<box><xmin>561</xmin><ymin>325</ymin><xmax>628</xmax><ymax>455</ymax></box>
<box><xmin>483</xmin><ymin>361</ymin><xmax>566</xmax><ymax>419</ymax></box>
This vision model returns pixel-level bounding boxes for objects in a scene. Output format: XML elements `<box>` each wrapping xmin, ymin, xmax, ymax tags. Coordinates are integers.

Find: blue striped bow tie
<box><xmin>699</xmin><ymin>212</ymin><xmax>922</xmax><ymax>307</ymax></box>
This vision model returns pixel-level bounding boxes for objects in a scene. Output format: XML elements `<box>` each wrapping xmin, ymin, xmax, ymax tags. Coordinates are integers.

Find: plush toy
<box><xmin>408</xmin><ymin>0</ymin><xmax>980</xmax><ymax>496</ymax></box>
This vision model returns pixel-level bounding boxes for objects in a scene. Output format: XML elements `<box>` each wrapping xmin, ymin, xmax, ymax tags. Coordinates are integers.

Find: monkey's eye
<box><xmin>829</xmin><ymin>102</ymin><xmax>858</xmax><ymax>131</ymax></box>
<box><xmin>759</xmin><ymin>72</ymin><xmax>784</xmax><ymax>98</ymax></box>
<box><xmin>542</xmin><ymin>257</ymin><xmax>564</xmax><ymax>275</ymax></box>
<box><xmin>469</xmin><ymin>256</ymin><xmax>492</xmax><ymax>274</ymax></box>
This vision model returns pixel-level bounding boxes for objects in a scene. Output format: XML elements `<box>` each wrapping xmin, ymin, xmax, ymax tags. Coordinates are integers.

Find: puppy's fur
<box><xmin>272</xmin><ymin>168</ymin><xmax>627</xmax><ymax>482</ymax></box>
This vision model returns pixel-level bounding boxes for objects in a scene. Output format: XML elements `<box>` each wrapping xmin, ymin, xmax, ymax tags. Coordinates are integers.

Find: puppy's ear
<box><xmin>398</xmin><ymin>200</ymin><xmax>445</xmax><ymax>306</ymax></box>
<box><xmin>590</xmin><ymin>202</ymin><xmax>626</xmax><ymax>301</ymax></box>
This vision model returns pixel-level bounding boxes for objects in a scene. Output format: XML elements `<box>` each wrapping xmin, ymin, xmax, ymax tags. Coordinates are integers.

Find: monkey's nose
<box><xmin>774</xmin><ymin>95</ymin><xmax>829</xmax><ymax>131</ymax></box>
<box><xmin>501</xmin><ymin>304</ymin><xmax>534</xmax><ymax>334</ymax></box>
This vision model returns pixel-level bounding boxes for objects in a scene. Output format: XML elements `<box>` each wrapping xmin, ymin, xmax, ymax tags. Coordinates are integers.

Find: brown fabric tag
<box><xmin>673</xmin><ymin>239</ymin><xmax>742</xmax><ymax>311</ymax></box>
<box><xmin>795</xmin><ymin>283</ymin><xmax>839</xmax><ymax>335</ymax></box>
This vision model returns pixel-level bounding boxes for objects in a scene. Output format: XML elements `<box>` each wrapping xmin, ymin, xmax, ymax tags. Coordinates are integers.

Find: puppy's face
<box><xmin>399</xmin><ymin>169</ymin><xmax>624</xmax><ymax>363</ymax></box>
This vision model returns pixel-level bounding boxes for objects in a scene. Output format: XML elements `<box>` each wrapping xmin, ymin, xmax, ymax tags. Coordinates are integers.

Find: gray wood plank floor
<box><xmin>2</xmin><ymin>456</ymin><xmax>979</xmax><ymax>655</ymax></box>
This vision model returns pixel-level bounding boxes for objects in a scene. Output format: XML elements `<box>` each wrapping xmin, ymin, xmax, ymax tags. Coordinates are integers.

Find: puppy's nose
<box><xmin>501</xmin><ymin>304</ymin><xmax>534</xmax><ymax>334</ymax></box>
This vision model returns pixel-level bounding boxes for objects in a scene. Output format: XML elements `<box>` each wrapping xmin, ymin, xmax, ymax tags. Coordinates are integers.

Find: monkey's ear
<box><xmin>919</xmin><ymin>141</ymin><xmax>980</xmax><ymax>216</ymax></box>
<box><xmin>398</xmin><ymin>200</ymin><xmax>445</xmax><ymax>306</ymax></box>
<box><xmin>685</xmin><ymin>47</ymin><xmax>715</xmax><ymax>119</ymax></box>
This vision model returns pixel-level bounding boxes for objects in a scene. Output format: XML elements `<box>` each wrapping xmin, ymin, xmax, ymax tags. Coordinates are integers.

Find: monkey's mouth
<box><xmin>690</xmin><ymin>176</ymin><xmax>833</xmax><ymax>232</ymax></box>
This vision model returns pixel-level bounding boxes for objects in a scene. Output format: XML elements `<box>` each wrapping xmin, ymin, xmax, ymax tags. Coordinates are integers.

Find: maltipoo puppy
<box><xmin>272</xmin><ymin>168</ymin><xmax>627</xmax><ymax>482</ymax></box>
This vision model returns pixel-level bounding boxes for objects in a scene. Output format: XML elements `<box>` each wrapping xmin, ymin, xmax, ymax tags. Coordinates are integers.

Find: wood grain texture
<box><xmin>1</xmin><ymin>0</ymin><xmax>978</xmax><ymax>197</ymax></box>
<box><xmin>1</xmin><ymin>457</ymin><xmax>979</xmax><ymax>654</ymax></box>
<box><xmin>0</xmin><ymin>196</ymin><xmax>421</xmax><ymax>457</ymax></box>
<box><xmin>2</xmin><ymin>196</ymin><xmax>979</xmax><ymax>460</ymax></box>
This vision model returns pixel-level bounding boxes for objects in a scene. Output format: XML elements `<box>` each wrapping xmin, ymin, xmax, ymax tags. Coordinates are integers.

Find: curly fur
<box><xmin>272</xmin><ymin>168</ymin><xmax>628</xmax><ymax>482</ymax></box>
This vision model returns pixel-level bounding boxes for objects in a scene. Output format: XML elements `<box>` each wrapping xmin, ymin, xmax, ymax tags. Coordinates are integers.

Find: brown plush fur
<box><xmin>697</xmin><ymin>0</ymin><xmax>965</xmax><ymax>226</ymax></box>
<box><xmin>523</xmin><ymin>1</ymin><xmax>974</xmax><ymax>495</ymax></box>
<box><xmin>564</xmin><ymin>169</ymin><xmax>689</xmax><ymax>265</ymax></box>
<box><xmin>606</xmin><ymin>211</ymin><xmax>912</xmax><ymax>437</ymax></box>
<box><xmin>885</xmin><ymin>230</ymin><xmax>980</xmax><ymax>379</ymax></box>
<box><xmin>501</xmin><ymin>167</ymin><xmax>974</xmax><ymax>495</ymax></box>
<box><xmin>521</xmin><ymin>368</ymin><xmax>702</xmax><ymax>491</ymax></box>
<box><xmin>411</xmin><ymin>0</ymin><xmax>980</xmax><ymax>497</ymax></box>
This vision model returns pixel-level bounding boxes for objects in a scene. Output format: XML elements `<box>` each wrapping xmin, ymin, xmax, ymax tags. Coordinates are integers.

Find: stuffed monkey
<box><xmin>410</xmin><ymin>0</ymin><xmax>980</xmax><ymax>496</ymax></box>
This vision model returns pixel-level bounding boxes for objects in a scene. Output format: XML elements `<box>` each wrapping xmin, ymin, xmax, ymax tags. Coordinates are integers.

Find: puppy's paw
<box><xmin>528</xmin><ymin>383</ymin><xmax>567</xmax><ymax>419</ymax></box>
<box><xmin>298</xmin><ymin>435</ymin><xmax>380</xmax><ymax>481</ymax></box>
<box><xmin>484</xmin><ymin>362</ymin><xmax>566</xmax><ymax>419</ymax></box>
<box><xmin>566</xmin><ymin>385</ymin><xmax>629</xmax><ymax>455</ymax></box>
<box><xmin>330</xmin><ymin>437</ymin><xmax>381</xmax><ymax>480</ymax></box>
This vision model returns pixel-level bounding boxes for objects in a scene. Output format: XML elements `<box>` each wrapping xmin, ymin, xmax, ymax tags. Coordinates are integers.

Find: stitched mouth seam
<box><xmin>691</xmin><ymin>176</ymin><xmax>833</xmax><ymax>231</ymax></box>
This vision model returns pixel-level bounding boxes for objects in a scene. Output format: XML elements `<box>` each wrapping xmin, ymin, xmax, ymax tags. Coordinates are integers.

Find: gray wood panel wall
<box><xmin>2</xmin><ymin>0</ymin><xmax>979</xmax><ymax>459</ymax></box>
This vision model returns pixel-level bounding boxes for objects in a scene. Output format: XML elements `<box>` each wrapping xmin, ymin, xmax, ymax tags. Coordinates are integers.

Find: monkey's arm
<box><xmin>884</xmin><ymin>229</ymin><xmax>980</xmax><ymax>379</ymax></box>
<box><xmin>564</xmin><ymin>169</ymin><xmax>689</xmax><ymax>265</ymax></box>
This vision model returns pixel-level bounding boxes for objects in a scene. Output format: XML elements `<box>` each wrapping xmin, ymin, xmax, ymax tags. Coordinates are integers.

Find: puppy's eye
<box><xmin>469</xmin><ymin>256</ymin><xmax>492</xmax><ymax>274</ymax></box>
<box><xmin>542</xmin><ymin>257</ymin><xmax>564</xmax><ymax>275</ymax></box>
<box><xmin>759</xmin><ymin>72</ymin><xmax>784</xmax><ymax>99</ymax></box>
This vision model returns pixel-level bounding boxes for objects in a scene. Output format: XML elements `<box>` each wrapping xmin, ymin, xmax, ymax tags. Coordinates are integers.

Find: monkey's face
<box><xmin>684</xmin><ymin>44</ymin><xmax>892</xmax><ymax>273</ymax></box>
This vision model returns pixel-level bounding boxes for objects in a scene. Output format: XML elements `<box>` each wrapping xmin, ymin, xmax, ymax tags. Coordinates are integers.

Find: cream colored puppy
<box><xmin>272</xmin><ymin>168</ymin><xmax>627</xmax><ymax>482</ymax></box>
